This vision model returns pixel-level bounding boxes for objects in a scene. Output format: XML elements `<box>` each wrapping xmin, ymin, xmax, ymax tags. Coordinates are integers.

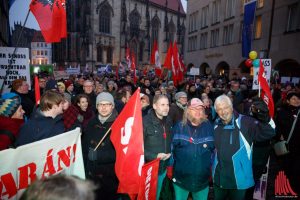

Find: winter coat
<box><xmin>168</xmin><ymin>103</ymin><xmax>185</xmax><ymax>125</ymax></box>
<box><xmin>143</xmin><ymin>110</ymin><xmax>173</xmax><ymax>174</ymax></box>
<box><xmin>15</xmin><ymin>109</ymin><xmax>64</xmax><ymax>147</ymax></box>
<box><xmin>0</xmin><ymin>116</ymin><xmax>24</xmax><ymax>150</ymax></box>
<box><xmin>172</xmin><ymin>120</ymin><xmax>214</xmax><ymax>192</ymax></box>
<box><xmin>81</xmin><ymin>110</ymin><xmax>119</xmax><ymax>200</ymax></box>
<box><xmin>212</xmin><ymin>112</ymin><xmax>275</xmax><ymax>189</ymax></box>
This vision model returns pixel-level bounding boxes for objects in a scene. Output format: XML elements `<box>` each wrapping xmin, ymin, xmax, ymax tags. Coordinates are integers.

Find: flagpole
<box><xmin>0</xmin><ymin>9</ymin><xmax>31</xmax><ymax>94</ymax></box>
<box><xmin>94</xmin><ymin>127</ymin><xmax>112</xmax><ymax>151</ymax></box>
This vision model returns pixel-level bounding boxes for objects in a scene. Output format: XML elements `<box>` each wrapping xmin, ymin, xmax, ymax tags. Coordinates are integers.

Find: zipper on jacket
<box><xmin>230</xmin><ymin>131</ymin><xmax>233</xmax><ymax>145</ymax></box>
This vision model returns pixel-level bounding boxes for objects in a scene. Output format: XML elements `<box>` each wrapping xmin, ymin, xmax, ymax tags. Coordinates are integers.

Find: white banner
<box><xmin>252</xmin><ymin>59</ymin><xmax>271</xmax><ymax>90</ymax></box>
<box><xmin>66</xmin><ymin>66</ymin><xmax>80</xmax><ymax>75</ymax></box>
<box><xmin>0</xmin><ymin>47</ymin><xmax>31</xmax><ymax>94</ymax></box>
<box><xmin>0</xmin><ymin>128</ymin><xmax>85</xmax><ymax>200</ymax></box>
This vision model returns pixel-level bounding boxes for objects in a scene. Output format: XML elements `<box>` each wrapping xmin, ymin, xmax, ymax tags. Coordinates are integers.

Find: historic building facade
<box><xmin>52</xmin><ymin>0</ymin><xmax>186</xmax><ymax>71</ymax></box>
<box><xmin>184</xmin><ymin>0</ymin><xmax>300</xmax><ymax>79</ymax></box>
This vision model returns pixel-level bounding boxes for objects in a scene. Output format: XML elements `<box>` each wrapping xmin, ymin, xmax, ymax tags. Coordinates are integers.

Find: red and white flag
<box><xmin>110</xmin><ymin>88</ymin><xmax>144</xmax><ymax>199</ymax></box>
<box><xmin>151</xmin><ymin>40</ymin><xmax>162</xmax><ymax>76</ymax></box>
<box><xmin>258</xmin><ymin>60</ymin><xmax>274</xmax><ymax>118</ymax></box>
<box><xmin>137</xmin><ymin>159</ymin><xmax>160</xmax><ymax>200</ymax></box>
<box><xmin>30</xmin><ymin>0</ymin><xmax>67</xmax><ymax>43</ymax></box>
<box><xmin>126</xmin><ymin>47</ymin><xmax>131</xmax><ymax>70</ymax></box>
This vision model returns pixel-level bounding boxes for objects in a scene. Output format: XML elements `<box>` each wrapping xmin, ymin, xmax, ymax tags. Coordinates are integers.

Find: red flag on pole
<box><xmin>30</xmin><ymin>0</ymin><xmax>67</xmax><ymax>43</ymax></box>
<box><xmin>131</xmin><ymin>53</ymin><xmax>137</xmax><ymax>85</ymax></box>
<box><xmin>110</xmin><ymin>88</ymin><xmax>144</xmax><ymax>198</ymax></box>
<box><xmin>258</xmin><ymin>60</ymin><xmax>274</xmax><ymax>118</ymax></box>
<box><xmin>137</xmin><ymin>158</ymin><xmax>160</xmax><ymax>200</ymax></box>
<box><xmin>151</xmin><ymin>40</ymin><xmax>162</xmax><ymax>76</ymax></box>
<box><xmin>126</xmin><ymin>47</ymin><xmax>131</xmax><ymax>70</ymax></box>
<box><xmin>34</xmin><ymin>75</ymin><xmax>40</xmax><ymax>105</ymax></box>
<box><xmin>163</xmin><ymin>42</ymin><xmax>173</xmax><ymax>70</ymax></box>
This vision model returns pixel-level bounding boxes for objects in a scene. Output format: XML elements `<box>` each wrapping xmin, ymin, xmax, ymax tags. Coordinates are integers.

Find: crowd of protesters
<box><xmin>0</xmin><ymin>70</ymin><xmax>299</xmax><ymax>200</ymax></box>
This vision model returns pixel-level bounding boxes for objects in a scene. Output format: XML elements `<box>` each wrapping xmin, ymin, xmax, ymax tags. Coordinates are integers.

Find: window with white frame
<box><xmin>212</xmin><ymin>0</ymin><xmax>221</xmax><ymax>24</ymax></box>
<box><xmin>200</xmin><ymin>32</ymin><xmax>208</xmax><ymax>49</ymax></box>
<box><xmin>201</xmin><ymin>6</ymin><xmax>209</xmax><ymax>28</ymax></box>
<box><xmin>223</xmin><ymin>24</ymin><xmax>234</xmax><ymax>44</ymax></box>
<box><xmin>254</xmin><ymin>15</ymin><xmax>262</xmax><ymax>39</ymax></box>
<box><xmin>211</xmin><ymin>29</ymin><xmax>219</xmax><ymax>47</ymax></box>
<box><xmin>225</xmin><ymin>0</ymin><xmax>236</xmax><ymax>19</ymax></box>
<box><xmin>287</xmin><ymin>3</ymin><xmax>298</xmax><ymax>32</ymax></box>
<box><xmin>45</xmin><ymin>51</ymin><xmax>48</xmax><ymax>56</ymax></box>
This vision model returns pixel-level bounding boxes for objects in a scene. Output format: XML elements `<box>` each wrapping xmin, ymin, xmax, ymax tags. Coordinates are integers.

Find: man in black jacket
<box><xmin>82</xmin><ymin>92</ymin><xmax>119</xmax><ymax>200</ymax></box>
<box><xmin>143</xmin><ymin>94</ymin><xmax>173</xmax><ymax>200</ymax></box>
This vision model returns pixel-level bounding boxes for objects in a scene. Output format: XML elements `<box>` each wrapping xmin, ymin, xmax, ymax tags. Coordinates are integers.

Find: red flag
<box><xmin>151</xmin><ymin>40</ymin><xmax>162</xmax><ymax>77</ymax></box>
<box><xmin>110</xmin><ymin>88</ymin><xmax>144</xmax><ymax>198</ymax></box>
<box><xmin>137</xmin><ymin>159</ymin><xmax>160</xmax><ymax>200</ymax></box>
<box><xmin>34</xmin><ymin>75</ymin><xmax>40</xmax><ymax>105</ymax></box>
<box><xmin>163</xmin><ymin>42</ymin><xmax>173</xmax><ymax>70</ymax></box>
<box><xmin>173</xmin><ymin>42</ymin><xmax>182</xmax><ymax>85</ymax></box>
<box><xmin>30</xmin><ymin>0</ymin><xmax>67</xmax><ymax>43</ymax></box>
<box><xmin>126</xmin><ymin>47</ymin><xmax>131</xmax><ymax>70</ymax></box>
<box><xmin>131</xmin><ymin>53</ymin><xmax>137</xmax><ymax>85</ymax></box>
<box><xmin>258</xmin><ymin>60</ymin><xmax>274</xmax><ymax>118</ymax></box>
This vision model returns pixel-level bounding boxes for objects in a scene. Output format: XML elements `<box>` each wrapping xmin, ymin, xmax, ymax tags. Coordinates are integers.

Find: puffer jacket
<box><xmin>143</xmin><ymin>110</ymin><xmax>173</xmax><ymax>174</ymax></box>
<box><xmin>172</xmin><ymin>120</ymin><xmax>214</xmax><ymax>192</ymax></box>
<box><xmin>213</xmin><ymin>112</ymin><xmax>275</xmax><ymax>189</ymax></box>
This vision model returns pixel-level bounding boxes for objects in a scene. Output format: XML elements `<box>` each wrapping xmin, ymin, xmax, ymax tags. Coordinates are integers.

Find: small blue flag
<box><xmin>242</xmin><ymin>0</ymin><xmax>257</xmax><ymax>58</ymax></box>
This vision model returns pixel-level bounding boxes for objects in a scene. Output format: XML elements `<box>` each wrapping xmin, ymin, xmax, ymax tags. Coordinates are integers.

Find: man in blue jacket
<box><xmin>213</xmin><ymin>95</ymin><xmax>275</xmax><ymax>200</ymax></box>
<box><xmin>171</xmin><ymin>98</ymin><xmax>214</xmax><ymax>200</ymax></box>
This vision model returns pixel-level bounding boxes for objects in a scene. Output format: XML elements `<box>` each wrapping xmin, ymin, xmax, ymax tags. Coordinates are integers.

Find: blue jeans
<box><xmin>156</xmin><ymin>171</ymin><xmax>167</xmax><ymax>200</ymax></box>
<box><xmin>173</xmin><ymin>184</ymin><xmax>209</xmax><ymax>200</ymax></box>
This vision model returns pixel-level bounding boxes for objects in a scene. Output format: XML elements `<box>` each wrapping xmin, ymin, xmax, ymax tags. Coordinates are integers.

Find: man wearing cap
<box><xmin>170</xmin><ymin>98</ymin><xmax>214</xmax><ymax>200</ymax></box>
<box><xmin>82</xmin><ymin>92</ymin><xmax>119</xmax><ymax>199</ymax></box>
<box><xmin>64</xmin><ymin>80</ymin><xmax>75</xmax><ymax>102</ymax></box>
<box><xmin>143</xmin><ymin>94</ymin><xmax>173</xmax><ymax>199</ymax></box>
<box><xmin>169</xmin><ymin>91</ymin><xmax>188</xmax><ymax>125</ymax></box>
<box><xmin>0</xmin><ymin>93</ymin><xmax>25</xmax><ymax>150</ymax></box>
<box><xmin>213</xmin><ymin>95</ymin><xmax>275</xmax><ymax>200</ymax></box>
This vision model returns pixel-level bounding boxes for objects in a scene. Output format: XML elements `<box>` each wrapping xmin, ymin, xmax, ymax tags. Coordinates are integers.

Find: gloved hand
<box><xmin>166</xmin><ymin>166</ymin><xmax>173</xmax><ymax>179</ymax></box>
<box><xmin>250</xmin><ymin>98</ymin><xmax>270</xmax><ymax>123</ymax></box>
<box><xmin>88</xmin><ymin>147</ymin><xmax>97</xmax><ymax>161</ymax></box>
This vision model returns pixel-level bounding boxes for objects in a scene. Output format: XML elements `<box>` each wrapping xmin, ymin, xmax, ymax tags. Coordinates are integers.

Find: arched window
<box><xmin>97</xmin><ymin>1</ymin><xmax>114</xmax><ymax>34</ymax></box>
<box><xmin>99</xmin><ymin>6</ymin><xmax>111</xmax><ymax>33</ymax></box>
<box><xmin>151</xmin><ymin>13</ymin><xmax>161</xmax><ymax>45</ymax></box>
<box><xmin>129</xmin><ymin>4</ymin><xmax>141</xmax><ymax>38</ymax></box>
<box><xmin>168</xmin><ymin>19</ymin><xmax>176</xmax><ymax>43</ymax></box>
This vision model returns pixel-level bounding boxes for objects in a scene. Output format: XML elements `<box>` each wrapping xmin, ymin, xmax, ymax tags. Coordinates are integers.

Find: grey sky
<box><xmin>9</xmin><ymin>0</ymin><xmax>187</xmax><ymax>31</ymax></box>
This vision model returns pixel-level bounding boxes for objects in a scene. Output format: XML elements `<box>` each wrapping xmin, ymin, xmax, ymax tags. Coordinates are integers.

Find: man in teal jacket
<box><xmin>213</xmin><ymin>95</ymin><xmax>275</xmax><ymax>200</ymax></box>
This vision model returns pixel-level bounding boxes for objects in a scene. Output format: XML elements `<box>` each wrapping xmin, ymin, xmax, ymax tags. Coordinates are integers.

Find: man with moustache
<box><xmin>171</xmin><ymin>98</ymin><xmax>214</xmax><ymax>200</ymax></box>
<box><xmin>143</xmin><ymin>94</ymin><xmax>173</xmax><ymax>200</ymax></box>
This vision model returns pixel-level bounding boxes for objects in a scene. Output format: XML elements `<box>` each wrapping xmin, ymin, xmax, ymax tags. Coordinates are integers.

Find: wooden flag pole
<box><xmin>94</xmin><ymin>127</ymin><xmax>112</xmax><ymax>151</ymax></box>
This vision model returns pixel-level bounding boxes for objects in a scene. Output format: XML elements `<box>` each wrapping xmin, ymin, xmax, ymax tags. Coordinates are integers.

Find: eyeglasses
<box><xmin>98</xmin><ymin>103</ymin><xmax>112</xmax><ymax>108</ymax></box>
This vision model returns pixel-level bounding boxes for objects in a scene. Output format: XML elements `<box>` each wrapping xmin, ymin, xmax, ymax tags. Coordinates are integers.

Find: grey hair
<box><xmin>20</xmin><ymin>174</ymin><xmax>96</xmax><ymax>200</ymax></box>
<box><xmin>214</xmin><ymin>94</ymin><xmax>233</xmax><ymax>110</ymax></box>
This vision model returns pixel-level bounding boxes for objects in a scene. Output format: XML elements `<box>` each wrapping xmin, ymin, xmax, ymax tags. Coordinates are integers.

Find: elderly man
<box><xmin>143</xmin><ymin>94</ymin><xmax>173</xmax><ymax>200</ymax></box>
<box><xmin>82</xmin><ymin>80</ymin><xmax>97</xmax><ymax>110</ymax></box>
<box><xmin>82</xmin><ymin>92</ymin><xmax>119</xmax><ymax>200</ymax></box>
<box><xmin>171</xmin><ymin>98</ymin><xmax>214</xmax><ymax>200</ymax></box>
<box><xmin>212</xmin><ymin>95</ymin><xmax>275</xmax><ymax>200</ymax></box>
<box><xmin>168</xmin><ymin>91</ymin><xmax>188</xmax><ymax>125</ymax></box>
